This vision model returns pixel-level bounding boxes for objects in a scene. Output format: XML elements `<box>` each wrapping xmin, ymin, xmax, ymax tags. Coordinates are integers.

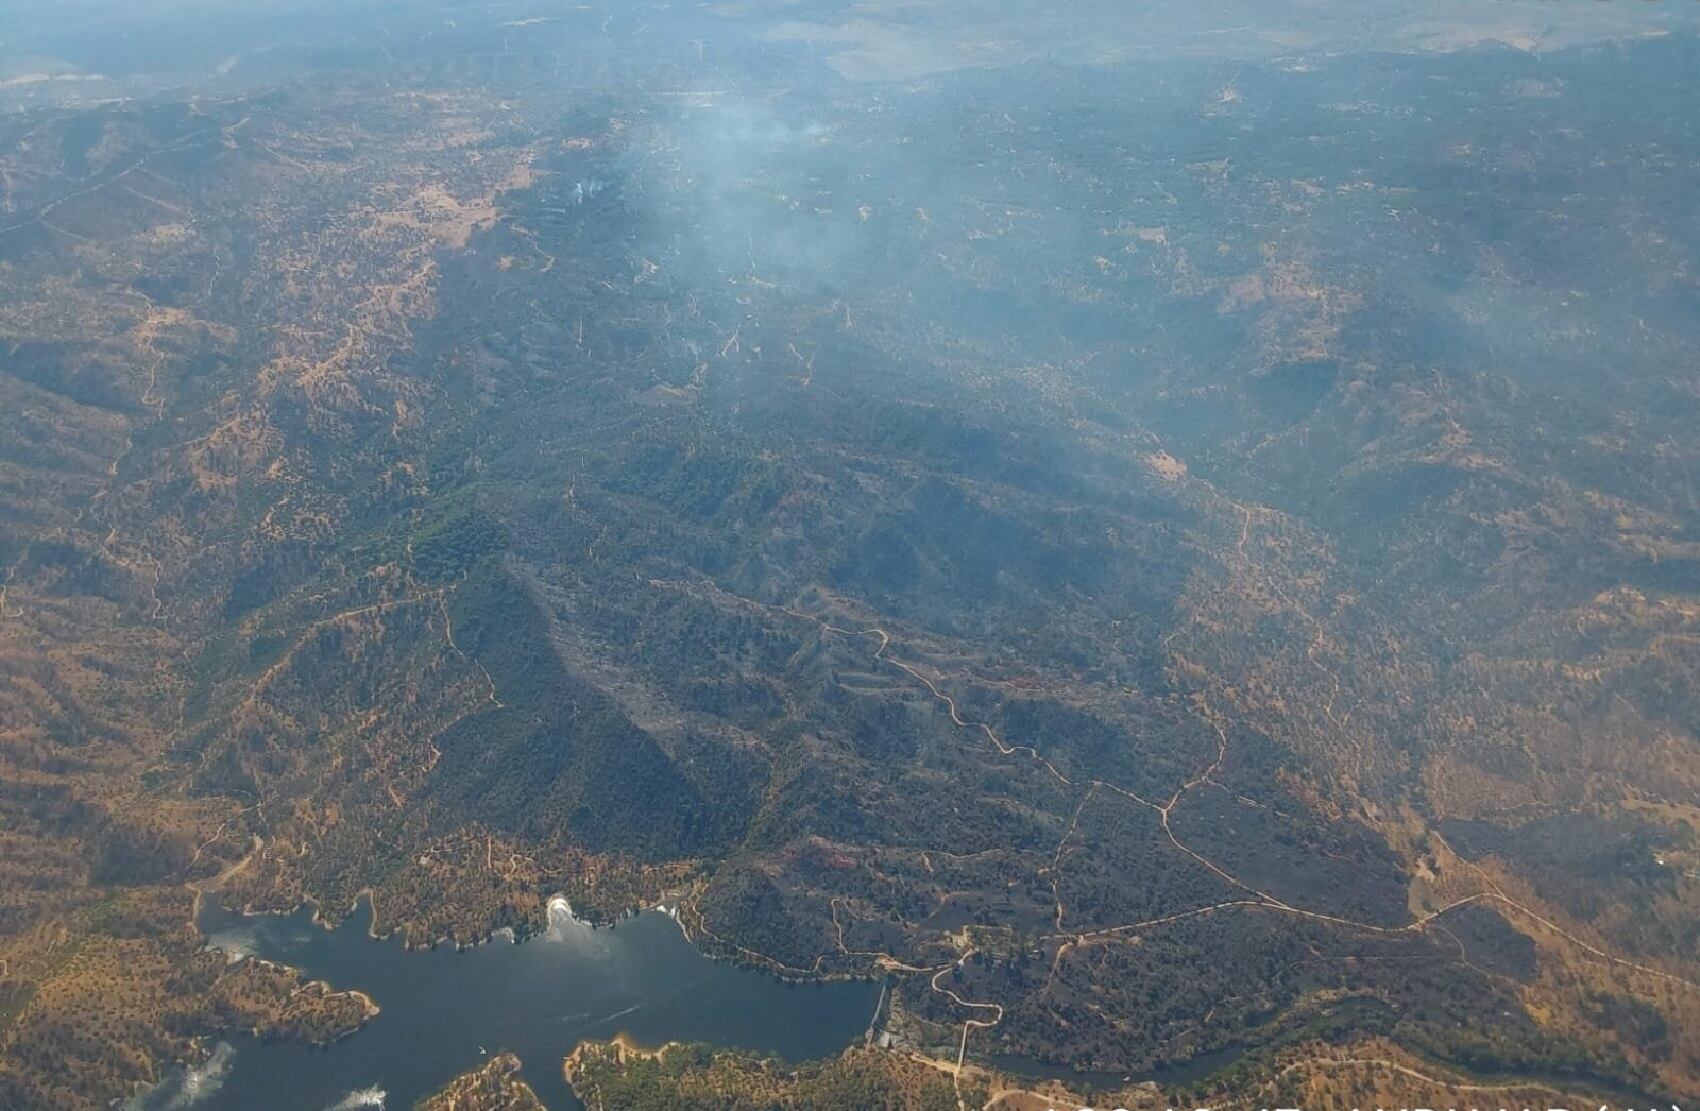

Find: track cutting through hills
<box><xmin>764</xmin><ymin>595</ymin><xmax>1700</xmax><ymax>1104</ymax></box>
<box><xmin>652</xmin><ymin>579</ymin><xmax>1700</xmax><ymax>1106</ymax></box>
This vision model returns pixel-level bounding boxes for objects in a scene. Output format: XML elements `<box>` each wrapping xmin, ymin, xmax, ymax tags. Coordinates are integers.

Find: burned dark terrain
<box><xmin>2</xmin><ymin>2</ymin><xmax>1699</xmax><ymax>1107</ymax></box>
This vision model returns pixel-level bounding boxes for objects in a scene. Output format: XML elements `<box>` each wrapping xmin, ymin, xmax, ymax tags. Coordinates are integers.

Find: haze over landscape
<box><xmin>2</xmin><ymin>2</ymin><xmax>1700</xmax><ymax>1109</ymax></box>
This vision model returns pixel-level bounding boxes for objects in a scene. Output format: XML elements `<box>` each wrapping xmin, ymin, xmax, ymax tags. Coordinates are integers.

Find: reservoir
<box><xmin>133</xmin><ymin>897</ymin><xmax>879</xmax><ymax>1110</ymax></box>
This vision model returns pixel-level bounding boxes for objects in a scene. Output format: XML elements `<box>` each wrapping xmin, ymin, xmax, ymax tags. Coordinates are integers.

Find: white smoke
<box><xmin>324</xmin><ymin>1086</ymin><xmax>387</xmax><ymax>1110</ymax></box>
<box><xmin>635</xmin><ymin>99</ymin><xmax>865</xmax><ymax>300</ymax></box>
<box><xmin>122</xmin><ymin>1042</ymin><xmax>236</xmax><ymax>1110</ymax></box>
<box><xmin>542</xmin><ymin>894</ymin><xmax>591</xmax><ymax>943</ymax></box>
<box><xmin>202</xmin><ymin>925</ymin><xmax>255</xmax><ymax>963</ymax></box>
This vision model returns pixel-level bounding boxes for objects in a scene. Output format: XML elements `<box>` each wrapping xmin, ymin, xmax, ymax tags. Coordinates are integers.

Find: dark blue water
<box><xmin>129</xmin><ymin>897</ymin><xmax>877</xmax><ymax>1111</ymax></box>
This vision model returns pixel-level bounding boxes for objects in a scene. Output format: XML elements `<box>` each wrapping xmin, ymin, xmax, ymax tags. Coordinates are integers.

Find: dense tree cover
<box><xmin>437</xmin><ymin>566</ymin><xmax>745</xmax><ymax>858</ymax></box>
<box><xmin>1169</xmin><ymin>786</ymin><xmax>1411</xmax><ymax>927</ymax></box>
<box><xmin>904</xmin><ymin>911</ymin><xmax>1663</xmax><ymax>1098</ymax></box>
<box><xmin>566</xmin><ymin>1043</ymin><xmax>968</xmax><ymax>1111</ymax></box>
<box><xmin>1441</xmin><ymin>814</ymin><xmax>1692</xmax><ymax>925</ymax></box>
<box><xmin>410</xmin><ymin>510</ymin><xmax>508</xmax><ymax>583</ymax></box>
<box><xmin>1441</xmin><ymin>904</ymin><xmax>1539</xmax><ymax>981</ymax></box>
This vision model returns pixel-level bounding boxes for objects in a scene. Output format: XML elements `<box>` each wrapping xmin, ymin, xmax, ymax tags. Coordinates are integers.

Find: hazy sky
<box><xmin>4</xmin><ymin>0</ymin><xmax>1697</xmax><ymax>105</ymax></box>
